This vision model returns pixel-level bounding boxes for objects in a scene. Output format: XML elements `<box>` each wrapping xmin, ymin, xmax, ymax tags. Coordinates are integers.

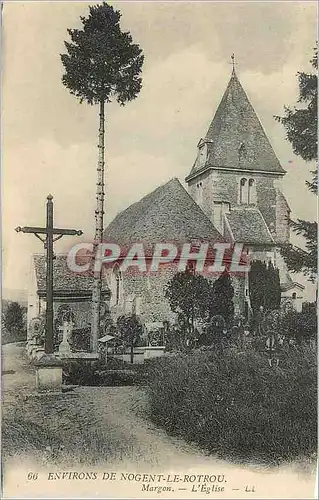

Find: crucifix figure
<box><xmin>15</xmin><ymin>194</ymin><xmax>83</xmax><ymax>355</ymax></box>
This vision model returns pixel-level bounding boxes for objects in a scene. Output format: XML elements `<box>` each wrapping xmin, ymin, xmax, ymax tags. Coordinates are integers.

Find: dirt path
<box><xmin>2</xmin><ymin>342</ymin><xmax>35</xmax><ymax>417</ymax></box>
<box><xmin>81</xmin><ymin>385</ymin><xmax>217</xmax><ymax>471</ymax></box>
<box><xmin>1</xmin><ymin>343</ymin><xmax>220</xmax><ymax>470</ymax></box>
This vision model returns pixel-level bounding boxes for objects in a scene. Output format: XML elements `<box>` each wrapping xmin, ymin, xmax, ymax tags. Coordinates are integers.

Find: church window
<box><xmin>112</xmin><ymin>264</ymin><xmax>123</xmax><ymax>306</ymax></box>
<box><xmin>248</xmin><ymin>178</ymin><xmax>256</xmax><ymax>204</ymax></box>
<box><xmin>213</xmin><ymin>201</ymin><xmax>223</xmax><ymax>233</ymax></box>
<box><xmin>239</xmin><ymin>178</ymin><xmax>248</xmax><ymax>204</ymax></box>
<box><xmin>196</xmin><ymin>182</ymin><xmax>203</xmax><ymax>206</ymax></box>
<box><xmin>292</xmin><ymin>292</ymin><xmax>296</xmax><ymax>300</ymax></box>
<box><xmin>238</xmin><ymin>142</ymin><xmax>247</xmax><ymax>162</ymax></box>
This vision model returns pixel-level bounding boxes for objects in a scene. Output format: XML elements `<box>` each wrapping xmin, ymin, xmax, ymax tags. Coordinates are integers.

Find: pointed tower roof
<box><xmin>186</xmin><ymin>69</ymin><xmax>285</xmax><ymax>181</ymax></box>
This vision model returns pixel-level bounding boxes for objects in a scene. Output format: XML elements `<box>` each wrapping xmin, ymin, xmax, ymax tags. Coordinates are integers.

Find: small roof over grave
<box><xmin>145</xmin><ymin>322</ymin><xmax>164</xmax><ymax>330</ymax></box>
<box><xmin>98</xmin><ymin>335</ymin><xmax>116</xmax><ymax>343</ymax></box>
<box><xmin>33</xmin><ymin>254</ymin><xmax>110</xmax><ymax>298</ymax></box>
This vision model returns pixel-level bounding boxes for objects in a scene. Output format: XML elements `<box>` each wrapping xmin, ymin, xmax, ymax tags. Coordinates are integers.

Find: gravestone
<box><xmin>58</xmin><ymin>320</ymin><xmax>73</xmax><ymax>354</ymax></box>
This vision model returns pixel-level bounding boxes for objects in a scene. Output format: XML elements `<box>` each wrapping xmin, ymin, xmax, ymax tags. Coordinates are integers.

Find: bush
<box><xmin>2</xmin><ymin>301</ymin><xmax>27</xmax><ymax>344</ymax></box>
<box><xmin>147</xmin><ymin>345</ymin><xmax>317</xmax><ymax>464</ymax></box>
<box><xmin>279</xmin><ymin>309</ymin><xmax>317</xmax><ymax>343</ymax></box>
<box><xmin>62</xmin><ymin>360</ymin><xmax>101</xmax><ymax>386</ymax></box>
<box><xmin>62</xmin><ymin>358</ymin><xmax>147</xmax><ymax>386</ymax></box>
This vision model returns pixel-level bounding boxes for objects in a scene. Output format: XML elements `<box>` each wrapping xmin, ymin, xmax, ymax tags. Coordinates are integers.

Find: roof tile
<box><xmin>225</xmin><ymin>207</ymin><xmax>275</xmax><ymax>244</ymax></box>
<box><xmin>103</xmin><ymin>178</ymin><xmax>225</xmax><ymax>247</ymax></box>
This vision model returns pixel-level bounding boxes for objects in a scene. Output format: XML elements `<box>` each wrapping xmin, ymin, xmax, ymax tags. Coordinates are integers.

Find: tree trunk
<box><xmin>91</xmin><ymin>100</ymin><xmax>105</xmax><ymax>352</ymax></box>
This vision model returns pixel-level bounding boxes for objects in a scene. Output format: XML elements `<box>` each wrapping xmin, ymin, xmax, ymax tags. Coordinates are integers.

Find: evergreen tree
<box><xmin>248</xmin><ymin>260</ymin><xmax>281</xmax><ymax>315</ymax></box>
<box><xmin>249</xmin><ymin>260</ymin><xmax>267</xmax><ymax>316</ymax></box>
<box><xmin>210</xmin><ymin>270</ymin><xmax>234</xmax><ymax>325</ymax></box>
<box><xmin>275</xmin><ymin>46</ymin><xmax>317</xmax><ymax>282</ymax></box>
<box><xmin>265</xmin><ymin>262</ymin><xmax>282</xmax><ymax>311</ymax></box>
<box><xmin>61</xmin><ymin>3</ymin><xmax>144</xmax><ymax>351</ymax></box>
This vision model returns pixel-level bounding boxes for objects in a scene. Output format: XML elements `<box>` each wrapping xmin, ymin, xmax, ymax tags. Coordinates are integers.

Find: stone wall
<box><xmin>188</xmin><ymin>168</ymin><xmax>283</xmax><ymax>239</ymax></box>
<box><xmin>108</xmin><ymin>264</ymin><xmax>177</xmax><ymax>324</ymax></box>
<box><xmin>275</xmin><ymin>191</ymin><xmax>290</xmax><ymax>244</ymax></box>
<box><xmin>107</xmin><ymin>263</ymin><xmax>246</xmax><ymax>325</ymax></box>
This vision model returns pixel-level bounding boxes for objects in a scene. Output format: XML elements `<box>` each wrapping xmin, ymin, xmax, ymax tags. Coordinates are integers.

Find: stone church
<box><xmin>28</xmin><ymin>67</ymin><xmax>304</xmax><ymax>344</ymax></box>
<box><xmin>103</xmin><ymin>67</ymin><xmax>304</xmax><ymax>331</ymax></box>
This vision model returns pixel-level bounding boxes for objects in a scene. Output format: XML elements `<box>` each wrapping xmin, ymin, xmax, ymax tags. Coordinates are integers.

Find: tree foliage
<box><xmin>280</xmin><ymin>219</ymin><xmax>317</xmax><ymax>281</ymax></box>
<box><xmin>4</xmin><ymin>301</ymin><xmax>24</xmax><ymax>332</ymax></box>
<box><xmin>248</xmin><ymin>260</ymin><xmax>281</xmax><ymax>315</ymax></box>
<box><xmin>116</xmin><ymin>314</ymin><xmax>143</xmax><ymax>363</ymax></box>
<box><xmin>210</xmin><ymin>270</ymin><xmax>234</xmax><ymax>324</ymax></box>
<box><xmin>165</xmin><ymin>269</ymin><xmax>235</xmax><ymax>345</ymax></box>
<box><xmin>275</xmin><ymin>47</ymin><xmax>317</xmax><ymax>166</ymax></box>
<box><xmin>61</xmin><ymin>2</ymin><xmax>144</xmax><ymax>106</ymax></box>
<box><xmin>165</xmin><ymin>269</ymin><xmax>212</xmax><ymax>339</ymax></box>
<box><xmin>275</xmin><ymin>46</ymin><xmax>318</xmax><ymax>280</ymax></box>
<box><xmin>3</xmin><ymin>302</ymin><xmax>26</xmax><ymax>342</ymax></box>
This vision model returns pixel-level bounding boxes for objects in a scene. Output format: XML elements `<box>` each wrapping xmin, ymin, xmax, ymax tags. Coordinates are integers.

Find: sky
<box><xmin>2</xmin><ymin>1</ymin><xmax>317</xmax><ymax>299</ymax></box>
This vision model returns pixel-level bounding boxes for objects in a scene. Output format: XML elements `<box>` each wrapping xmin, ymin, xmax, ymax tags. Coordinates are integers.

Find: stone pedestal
<box><xmin>33</xmin><ymin>347</ymin><xmax>46</xmax><ymax>361</ymax></box>
<box><xmin>34</xmin><ymin>354</ymin><xmax>63</xmax><ymax>394</ymax></box>
<box><xmin>26</xmin><ymin>339</ymin><xmax>37</xmax><ymax>358</ymax></box>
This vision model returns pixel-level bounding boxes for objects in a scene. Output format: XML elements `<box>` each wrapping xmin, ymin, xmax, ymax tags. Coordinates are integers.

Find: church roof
<box><xmin>33</xmin><ymin>254</ymin><xmax>109</xmax><ymax>297</ymax></box>
<box><xmin>103</xmin><ymin>178</ymin><xmax>225</xmax><ymax>248</ymax></box>
<box><xmin>186</xmin><ymin>70</ymin><xmax>285</xmax><ymax>180</ymax></box>
<box><xmin>225</xmin><ymin>207</ymin><xmax>275</xmax><ymax>245</ymax></box>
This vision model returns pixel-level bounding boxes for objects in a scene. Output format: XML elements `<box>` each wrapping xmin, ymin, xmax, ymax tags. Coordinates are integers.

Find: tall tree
<box><xmin>248</xmin><ymin>260</ymin><xmax>281</xmax><ymax>315</ymax></box>
<box><xmin>275</xmin><ymin>46</ymin><xmax>317</xmax><ymax>282</ymax></box>
<box><xmin>61</xmin><ymin>3</ymin><xmax>144</xmax><ymax>351</ymax></box>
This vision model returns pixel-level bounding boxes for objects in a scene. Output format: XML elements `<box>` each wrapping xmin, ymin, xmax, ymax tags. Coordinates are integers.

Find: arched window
<box><xmin>196</xmin><ymin>182</ymin><xmax>203</xmax><ymax>206</ymax></box>
<box><xmin>112</xmin><ymin>264</ymin><xmax>123</xmax><ymax>306</ymax></box>
<box><xmin>248</xmin><ymin>178</ymin><xmax>255</xmax><ymax>204</ymax></box>
<box><xmin>238</xmin><ymin>142</ymin><xmax>247</xmax><ymax>162</ymax></box>
<box><xmin>292</xmin><ymin>292</ymin><xmax>296</xmax><ymax>300</ymax></box>
<box><xmin>240</xmin><ymin>178</ymin><xmax>248</xmax><ymax>204</ymax></box>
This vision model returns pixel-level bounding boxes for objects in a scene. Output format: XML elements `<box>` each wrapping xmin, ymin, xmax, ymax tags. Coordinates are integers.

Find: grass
<box><xmin>146</xmin><ymin>344</ymin><xmax>317</xmax><ymax>465</ymax></box>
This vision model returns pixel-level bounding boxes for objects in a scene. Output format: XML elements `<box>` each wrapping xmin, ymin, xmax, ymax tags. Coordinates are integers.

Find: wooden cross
<box><xmin>15</xmin><ymin>194</ymin><xmax>83</xmax><ymax>354</ymax></box>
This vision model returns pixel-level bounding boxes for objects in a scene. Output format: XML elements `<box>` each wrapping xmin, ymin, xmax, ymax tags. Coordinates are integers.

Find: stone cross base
<box><xmin>34</xmin><ymin>355</ymin><xmax>63</xmax><ymax>394</ymax></box>
<box><xmin>33</xmin><ymin>347</ymin><xmax>46</xmax><ymax>361</ymax></box>
<box><xmin>58</xmin><ymin>340</ymin><xmax>71</xmax><ymax>354</ymax></box>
